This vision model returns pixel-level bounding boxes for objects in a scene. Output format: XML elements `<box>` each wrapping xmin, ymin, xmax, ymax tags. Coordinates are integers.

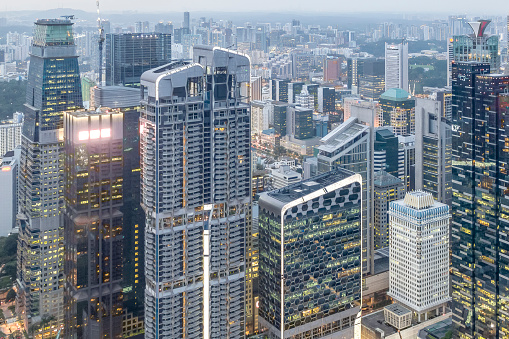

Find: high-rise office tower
<box><xmin>105</xmin><ymin>33</ymin><xmax>172</xmax><ymax>87</ymax></box>
<box><xmin>287</xmin><ymin>81</ymin><xmax>304</xmax><ymax>104</ymax></box>
<box><xmin>183</xmin><ymin>11</ymin><xmax>190</xmax><ymax>34</ymax></box>
<box><xmin>379</xmin><ymin>88</ymin><xmax>415</xmax><ymax>136</ymax></box>
<box><xmin>140</xmin><ymin>46</ymin><xmax>251</xmax><ymax>339</ymax></box>
<box><xmin>385</xmin><ymin>41</ymin><xmax>408</xmax><ymax>91</ymax></box>
<box><xmin>373</xmin><ymin>170</ymin><xmax>404</xmax><ymax>250</ymax></box>
<box><xmin>447</xmin><ymin>38</ymin><xmax>454</xmax><ymax>87</ymax></box>
<box><xmin>359</xmin><ymin>58</ymin><xmax>385</xmax><ymax>100</ymax></box>
<box><xmin>324</xmin><ymin>55</ymin><xmax>343</xmax><ymax>83</ymax></box>
<box><xmin>449</xmin><ymin>20</ymin><xmax>499</xmax><ymax>86</ymax></box>
<box><xmin>317</xmin><ymin>115</ymin><xmax>373</xmax><ymax>274</ymax></box>
<box><xmin>415</xmin><ymin>97</ymin><xmax>452</xmax><ymax>206</ymax></box>
<box><xmin>16</xmin><ymin>18</ymin><xmax>83</xmax><ymax>337</ymax></box>
<box><xmin>289</xmin><ymin>106</ymin><xmax>314</xmax><ymax>140</ymax></box>
<box><xmin>273</xmin><ymin>102</ymin><xmax>289</xmax><ymax>137</ymax></box>
<box><xmin>258</xmin><ymin>170</ymin><xmax>363</xmax><ymax>339</ymax></box>
<box><xmin>398</xmin><ymin>134</ymin><xmax>415</xmax><ymax>192</ymax></box>
<box><xmin>63</xmin><ymin>109</ymin><xmax>124</xmax><ymax>338</ymax></box>
<box><xmin>451</xmin><ymin>62</ymin><xmax>509</xmax><ymax>338</ymax></box>
<box><xmin>91</xmin><ymin>86</ymin><xmax>146</xmax><ymax>322</ymax></box>
<box><xmin>422</xmin><ymin>87</ymin><xmax>452</xmax><ymax>121</ymax></box>
<box><xmin>347</xmin><ymin>57</ymin><xmax>365</xmax><ymax>90</ymax></box>
<box><xmin>318</xmin><ymin>86</ymin><xmax>336</xmax><ymax>113</ymax></box>
<box><xmin>374</xmin><ymin>127</ymin><xmax>399</xmax><ymax>178</ymax></box>
<box><xmin>272</xmin><ymin>79</ymin><xmax>290</xmax><ymax>102</ymax></box>
<box><xmin>388</xmin><ymin>191</ymin><xmax>450</xmax><ymax>322</ymax></box>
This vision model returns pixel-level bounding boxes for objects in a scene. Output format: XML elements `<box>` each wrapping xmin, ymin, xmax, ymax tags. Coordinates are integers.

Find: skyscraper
<box><xmin>105</xmin><ymin>33</ymin><xmax>172</xmax><ymax>87</ymax></box>
<box><xmin>91</xmin><ymin>86</ymin><xmax>146</xmax><ymax>322</ymax></box>
<box><xmin>373</xmin><ymin>170</ymin><xmax>404</xmax><ymax>250</ymax></box>
<box><xmin>388</xmin><ymin>191</ymin><xmax>450</xmax><ymax>322</ymax></box>
<box><xmin>379</xmin><ymin>88</ymin><xmax>415</xmax><ymax>136</ymax></box>
<box><xmin>385</xmin><ymin>41</ymin><xmax>408</xmax><ymax>91</ymax></box>
<box><xmin>317</xmin><ymin>117</ymin><xmax>373</xmax><ymax>274</ymax></box>
<box><xmin>415</xmin><ymin>97</ymin><xmax>452</xmax><ymax>206</ymax></box>
<box><xmin>359</xmin><ymin>58</ymin><xmax>385</xmax><ymax>100</ymax></box>
<box><xmin>183</xmin><ymin>11</ymin><xmax>190</xmax><ymax>34</ymax></box>
<box><xmin>63</xmin><ymin>108</ymin><xmax>124</xmax><ymax>338</ymax></box>
<box><xmin>258</xmin><ymin>170</ymin><xmax>363</xmax><ymax>339</ymax></box>
<box><xmin>451</xmin><ymin>62</ymin><xmax>509</xmax><ymax>338</ymax></box>
<box><xmin>449</xmin><ymin>20</ymin><xmax>499</xmax><ymax>86</ymax></box>
<box><xmin>140</xmin><ymin>46</ymin><xmax>250</xmax><ymax>338</ymax></box>
<box><xmin>16</xmin><ymin>18</ymin><xmax>83</xmax><ymax>337</ymax></box>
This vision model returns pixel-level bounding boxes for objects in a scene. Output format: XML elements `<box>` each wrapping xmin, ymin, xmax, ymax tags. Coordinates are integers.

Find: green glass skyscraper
<box><xmin>16</xmin><ymin>18</ymin><xmax>82</xmax><ymax>338</ymax></box>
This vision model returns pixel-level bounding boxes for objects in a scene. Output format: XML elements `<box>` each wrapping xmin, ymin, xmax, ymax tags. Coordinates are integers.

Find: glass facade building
<box><xmin>16</xmin><ymin>19</ymin><xmax>83</xmax><ymax>338</ymax></box>
<box><xmin>379</xmin><ymin>88</ymin><xmax>415</xmax><ymax>136</ymax></box>
<box><xmin>293</xmin><ymin>107</ymin><xmax>314</xmax><ymax>140</ymax></box>
<box><xmin>63</xmin><ymin>109</ymin><xmax>124</xmax><ymax>339</ymax></box>
<box><xmin>359</xmin><ymin>59</ymin><xmax>385</xmax><ymax>101</ymax></box>
<box><xmin>258</xmin><ymin>170</ymin><xmax>363</xmax><ymax>339</ymax></box>
<box><xmin>105</xmin><ymin>33</ymin><xmax>172</xmax><ymax>87</ymax></box>
<box><xmin>415</xmin><ymin>97</ymin><xmax>452</xmax><ymax>206</ymax></box>
<box><xmin>451</xmin><ymin>61</ymin><xmax>509</xmax><ymax>338</ymax></box>
<box><xmin>317</xmin><ymin>119</ymin><xmax>372</xmax><ymax>274</ymax></box>
<box><xmin>91</xmin><ymin>86</ymin><xmax>145</xmax><ymax>321</ymax></box>
<box><xmin>452</xmin><ymin>20</ymin><xmax>499</xmax><ymax>75</ymax></box>
<box><xmin>274</xmin><ymin>103</ymin><xmax>288</xmax><ymax>137</ymax></box>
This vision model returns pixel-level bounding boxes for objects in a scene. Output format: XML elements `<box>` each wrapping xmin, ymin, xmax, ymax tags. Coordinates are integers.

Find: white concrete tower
<box><xmin>388</xmin><ymin>191</ymin><xmax>450</xmax><ymax>322</ymax></box>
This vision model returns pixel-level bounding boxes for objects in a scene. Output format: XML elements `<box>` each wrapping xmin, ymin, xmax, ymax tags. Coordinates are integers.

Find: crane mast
<box><xmin>96</xmin><ymin>0</ymin><xmax>105</xmax><ymax>86</ymax></box>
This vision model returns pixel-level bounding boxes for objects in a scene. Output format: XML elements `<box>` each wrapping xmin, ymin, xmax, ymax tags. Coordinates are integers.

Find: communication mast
<box><xmin>96</xmin><ymin>0</ymin><xmax>105</xmax><ymax>86</ymax></box>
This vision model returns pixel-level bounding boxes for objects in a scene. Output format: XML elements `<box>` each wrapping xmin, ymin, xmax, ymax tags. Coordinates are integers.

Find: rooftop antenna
<box><xmin>96</xmin><ymin>0</ymin><xmax>105</xmax><ymax>86</ymax></box>
<box><xmin>61</xmin><ymin>15</ymin><xmax>75</xmax><ymax>20</ymax></box>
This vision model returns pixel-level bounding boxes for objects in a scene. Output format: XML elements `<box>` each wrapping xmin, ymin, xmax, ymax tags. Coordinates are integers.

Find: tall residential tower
<box><xmin>140</xmin><ymin>46</ymin><xmax>251</xmax><ymax>338</ymax></box>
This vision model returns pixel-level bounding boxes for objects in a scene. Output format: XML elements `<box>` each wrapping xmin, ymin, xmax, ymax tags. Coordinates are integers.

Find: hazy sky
<box><xmin>2</xmin><ymin>0</ymin><xmax>508</xmax><ymax>14</ymax></box>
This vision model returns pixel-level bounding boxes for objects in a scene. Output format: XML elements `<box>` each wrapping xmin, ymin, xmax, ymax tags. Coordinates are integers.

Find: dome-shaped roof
<box><xmin>380</xmin><ymin>88</ymin><xmax>412</xmax><ymax>101</ymax></box>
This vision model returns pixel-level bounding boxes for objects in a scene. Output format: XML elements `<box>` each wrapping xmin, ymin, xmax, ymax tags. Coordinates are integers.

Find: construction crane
<box><xmin>96</xmin><ymin>0</ymin><xmax>105</xmax><ymax>86</ymax></box>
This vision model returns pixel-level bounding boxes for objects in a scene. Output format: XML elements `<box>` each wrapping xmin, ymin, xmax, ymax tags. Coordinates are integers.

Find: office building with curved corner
<box><xmin>258</xmin><ymin>169</ymin><xmax>363</xmax><ymax>339</ymax></box>
<box><xmin>140</xmin><ymin>46</ymin><xmax>251</xmax><ymax>339</ymax></box>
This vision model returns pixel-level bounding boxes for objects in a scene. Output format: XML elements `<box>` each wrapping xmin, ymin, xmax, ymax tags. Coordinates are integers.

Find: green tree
<box><xmin>5</xmin><ymin>288</ymin><xmax>16</xmax><ymax>302</ymax></box>
<box><xmin>0</xmin><ymin>81</ymin><xmax>27</xmax><ymax>121</ymax></box>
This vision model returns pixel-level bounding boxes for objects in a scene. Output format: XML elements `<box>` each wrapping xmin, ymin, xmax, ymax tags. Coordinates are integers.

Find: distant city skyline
<box><xmin>0</xmin><ymin>1</ymin><xmax>508</xmax><ymax>15</ymax></box>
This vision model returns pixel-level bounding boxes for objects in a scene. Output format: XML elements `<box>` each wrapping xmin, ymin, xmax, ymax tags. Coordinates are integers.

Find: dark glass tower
<box><xmin>63</xmin><ymin>109</ymin><xmax>124</xmax><ymax>338</ymax></box>
<box><xmin>451</xmin><ymin>61</ymin><xmax>509</xmax><ymax>338</ymax></box>
<box><xmin>105</xmin><ymin>33</ymin><xmax>172</xmax><ymax>87</ymax></box>
<box><xmin>91</xmin><ymin>86</ymin><xmax>145</xmax><ymax>321</ymax></box>
<box><xmin>16</xmin><ymin>18</ymin><xmax>82</xmax><ymax>338</ymax></box>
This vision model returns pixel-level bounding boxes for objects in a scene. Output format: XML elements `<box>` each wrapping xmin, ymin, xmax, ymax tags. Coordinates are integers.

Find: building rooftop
<box><xmin>417</xmin><ymin>318</ymin><xmax>452</xmax><ymax>339</ymax></box>
<box><xmin>319</xmin><ymin>118</ymin><xmax>369</xmax><ymax>153</ymax></box>
<box><xmin>390</xmin><ymin>190</ymin><xmax>449</xmax><ymax>220</ymax></box>
<box><xmin>374</xmin><ymin>171</ymin><xmax>402</xmax><ymax>188</ymax></box>
<box><xmin>385</xmin><ymin>303</ymin><xmax>412</xmax><ymax>316</ymax></box>
<box><xmin>380</xmin><ymin>88</ymin><xmax>412</xmax><ymax>101</ymax></box>
<box><xmin>403</xmin><ymin>190</ymin><xmax>434</xmax><ymax>210</ymax></box>
<box><xmin>262</xmin><ymin>168</ymin><xmax>357</xmax><ymax>206</ymax></box>
<box><xmin>67</xmin><ymin>107</ymin><xmax>122</xmax><ymax>118</ymax></box>
<box><xmin>362</xmin><ymin>310</ymin><xmax>399</xmax><ymax>337</ymax></box>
